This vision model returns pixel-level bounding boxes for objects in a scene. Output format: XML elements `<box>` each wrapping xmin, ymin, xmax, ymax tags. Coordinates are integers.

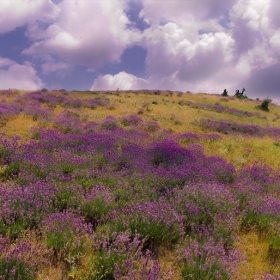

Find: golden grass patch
<box><xmin>234</xmin><ymin>231</ymin><xmax>280</xmax><ymax>279</ymax></box>
<box><xmin>1</xmin><ymin>114</ymin><xmax>38</xmax><ymax>140</ymax></box>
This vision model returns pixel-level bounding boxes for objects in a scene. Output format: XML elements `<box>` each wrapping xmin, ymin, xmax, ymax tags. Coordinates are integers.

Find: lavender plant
<box><xmin>0</xmin><ymin>232</ymin><xmax>50</xmax><ymax>280</ymax></box>
<box><xmin>178</xmin><ymin>237</ymin><xmax>237</xmax><ymax>280</ymax></box>
<box><xmin>42</xmin><ymin>210</ymin><xmax>92</xmax><ymax>266</ymax></box>
<box><xmin>199</xmin><ymin>118</ymin><xmax>280</xmax><ymax>137</ymax></box>
<box><xmin>107</xmin><ymin>197</ymin><xmax>184</xmax><ymax>253</ymax></box>
<box><xmin>0</xmin><ymin>181</ymin><xmax>57</xmax><ymax>238</ymax></box>
<box><xmin>90</xmin><ymin>230</ymin><xmax>144</xmax><ymax>279</ymax></box>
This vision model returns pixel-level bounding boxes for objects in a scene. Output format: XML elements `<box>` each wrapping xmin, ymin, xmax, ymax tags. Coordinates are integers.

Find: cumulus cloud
<box><xmin>90</xmin><ymin>71</ymin><xmax>147</xmax><ymax>91</ymax></box>
<box><xmin>0</xmin><ymin>58</ymin><xmax>43</xmax><ymax>90</ymax></box>
<box><xmin>0</xmin><ymin>0</ymin><xmax>58</xmax><ymax>34</ymax></box>
<box><xmin>24</xmin><ymin>0</ymin><xmax>141</xmax><ymax>70</ymax></box>
<box><xmin>136</xmin><ymin>8</ymin><xmax>237</xmax><ymax>93</ymax></box>
<box><xmin>0</xmin><ymin>57</ymin><xmax>14</xmax><ymax>67</ymax></box>
<box><xmin>139</xmin><ymin>0</ymin><xmax>236</xmax><ymax>25</ymax></box>
<box><xmin>2</xmin><ymin>0</ymin><xmax>280</xmax><ymax>99</ymax></box>
<box><xmin>41</xmin><ymin>56</ymin><xmax>72</xmax><ymax>75</ymax></box>
<box><xmin>268</xmin><ymin>0</ymin><xmax>280</xmax><ymax>29</ymax></box>
<box><xmin>125</xmin><ymin>0</ymin><xmax>280</xmax><ymax>98</ymax></box>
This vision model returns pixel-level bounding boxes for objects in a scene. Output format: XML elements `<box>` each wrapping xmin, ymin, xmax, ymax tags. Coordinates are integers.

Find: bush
<box><xmin>81</xmin><ymin>185</ymin><xmax>113</xmax><ymax>226</ymax></box>
<box><xmin>0</xmin><ymin>233</ymin><xmax>49</xmax><ymax>279</ymax></box>
<box><xmin>90</xmin><ymin>231</ymin><xmax>144</xmax><ymax>279</ymax></box>
<box><xmin>108</xmin><ymin>198</ymin><xmax>184</xmax><ymax>253</ymax></box>
<box><xmin>178</xmin><ymin>237</ymin><xmax>235</xmax><ymax>280</ymax></box>
<box><xmin>42</xmin><ymin>211</ymin><xmax>92</xmax><ymax>265</ymax></box>
<box><xmin>235</xmin><ymin>88</ymin><xmax>247</xmax><ymax>99</ymax></box>
<box><xmin>0</xmin><ymin>181</ymin><xmax>57</xmax><ymax>238</ymax></box>
<box><xmin>221</xmin><ymin>89</ymin><xmax>228</xmax><ymax>97</ymax></box>
<box><xmin>259</xmin><ymin>98</ymin><xmax>272</xmax><ymax>111</ymax></box>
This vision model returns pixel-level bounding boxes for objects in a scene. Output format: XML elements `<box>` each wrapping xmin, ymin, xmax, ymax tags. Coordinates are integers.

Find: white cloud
<box><xmin>90</xmin><ymin>71</ymin><xmax>147</xmax><ymax>91</ymax></box>
<box><xmin>0</xmin><ymin>0</ymin><xmax>58</xmax><ymax>34</ymax></box>
<box><xmin>0</xmin><ymin>57</ymin><xmax>14</xmax><ymax>67</ymax></box>
<box><xmin>270</xmin><ymin>31</ymin><xmax>280</xmax><ymax>53</ymax></box>
<box><xmin>139</xmin><ymin>17</ymin><xmax>235</xmax><ymax>92</ymax></box>
<box><xmin>268</xmin><ymin>0</ymin><xmax>280</xmax><ymax>29</ymax></box>
<box><xmin>125</xmin><ymin>0</ymin><xmax>279</xmax><ymax>98</ymax></box>
<box><xmin>2</xmin><ymin>0</ymin><xmax>278</xmax><ymax>99</ymax></box>
<box><xmin>24</xmin><ymin>0</ymin><xmax>141</xmax><ymax>70</ymax></box>
<box><xmin>231</xmin><ymin>0</ymin><xmax>270</xmax><ymax>31</ymax></box>
<box><xmin>0</xmin><ymin>58</ymin><xmax>43</xmax><ymax>90</ymax></box>
<box><xmin>41</xmin><ymin>58</ymin><xmax>71</xmax><ymax>75</ymax></box>
<box><xmin>139</xmin><ymin>0</ymin><xmax>236</xmax><ymax>25</ymax></box>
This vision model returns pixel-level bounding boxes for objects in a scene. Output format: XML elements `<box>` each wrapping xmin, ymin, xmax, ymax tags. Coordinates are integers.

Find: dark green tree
<box><xmin>222</xmin><ymin>89</ymin><xmax>228</xmax><ymax>96</ymax></box>
<box><xmin>260</xmin><ymin>98</ymin><xmax>272</xmax><ymax>111</ymax></box>
<box><xmin>235</xmin><ymin>88</ymin><xmax>247</xmax><ymax>99</ymax></box>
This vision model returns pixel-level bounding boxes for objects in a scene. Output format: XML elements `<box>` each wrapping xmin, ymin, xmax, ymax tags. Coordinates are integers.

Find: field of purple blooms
<box><xmin>0</xmin><ymin>89</ymin><xmax>280</xmax><ymax>279</ymax></box>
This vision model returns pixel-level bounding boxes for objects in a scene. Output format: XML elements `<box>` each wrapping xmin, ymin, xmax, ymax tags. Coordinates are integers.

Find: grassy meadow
<box><xmin>0</xmin><ymin>88</ymin><xmax>280</xmax><ymax>279</ymax></box>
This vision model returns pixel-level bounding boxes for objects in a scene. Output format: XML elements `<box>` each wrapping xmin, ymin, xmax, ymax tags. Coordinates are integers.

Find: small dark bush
<box><xmin>235</xmin><ymin>88</ymin><xmax>247</xmax><ymax>99</ymax></box>
<box><xmin>259</xmin><ymin>98</ymin><xmax>272</xmax><ymax>112</ymax></box>
<box><xmin>221</xmin><ymin>89</ymin><xmax>228</xmax><ymax>96</ymax></box>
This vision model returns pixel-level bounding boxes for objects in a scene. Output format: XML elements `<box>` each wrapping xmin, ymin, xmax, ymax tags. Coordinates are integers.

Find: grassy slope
<box><xmin>1</xmin><ymin>89</ymin><xmax>280</xmax><ymax>279</ymax></box>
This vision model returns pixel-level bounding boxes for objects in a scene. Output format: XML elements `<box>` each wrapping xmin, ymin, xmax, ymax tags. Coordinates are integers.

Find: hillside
<box><xmin>0</xmin><ymin>89</ymin><xmax>280</xmax><ymax>279</ymax></box>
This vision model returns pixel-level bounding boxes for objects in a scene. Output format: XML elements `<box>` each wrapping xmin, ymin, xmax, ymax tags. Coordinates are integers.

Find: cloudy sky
<box><xmin>0</xmin><ymin>0</ymin><xmax>280</xmax><ymax>101</ymax></box>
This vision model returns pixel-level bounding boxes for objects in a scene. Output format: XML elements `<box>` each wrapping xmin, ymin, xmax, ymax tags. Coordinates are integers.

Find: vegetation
<box><xmin>0</xmin><ymin>89</ymin><xmax>280</xmax><ymax>279</ymax></box>
<box><xmin>221</xmin><ymin>89</ymin><xmax>228</xmax><ymax>97</ymax></box>
<box><xmin>235</xmin><ymin>88</ymin><xmax>247</xmax><ymax>99</ymax></box>
<box><xmin>259</xmin><ymin>98</ymin><xmax>272</xmax><ymax>112</ymax></box>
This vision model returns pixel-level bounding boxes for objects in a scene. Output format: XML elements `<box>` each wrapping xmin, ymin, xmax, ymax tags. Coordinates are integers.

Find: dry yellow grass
<box><xmin>1</xmin><ymin>114</ymin><xmax>39</xmax><ymax>140</ymax></box>
<box><xmin>234</xmin><ymin>232</ymin><xmax>280</xmax><ymax>279</ymax></box>
<box><xmin>201</xmin><ymin>135</ymin><xmax>280</xmax><ymax>170</ymax></box>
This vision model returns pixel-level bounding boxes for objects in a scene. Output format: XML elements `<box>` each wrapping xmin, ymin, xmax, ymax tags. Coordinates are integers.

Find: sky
<box><xmin>0</xmin><ymin>0</ymin><xmax>280</xmax><ymax>101</ymax></box>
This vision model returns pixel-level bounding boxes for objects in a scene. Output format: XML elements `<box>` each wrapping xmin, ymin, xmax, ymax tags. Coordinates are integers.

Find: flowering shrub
<box><xmin>1</xmin><ymin>89</ymin><xmax>14</xmax><ymax>95</ymax></box>
<box><xmin>54</xmin><ymin>110</ymin><xmax>84</xmax><ymax>133</ymax></box>
<box><xmin>120</xmin><ymin>115</ymin><xmax>143</xmax><ymax>127</ymax></box>
<box><xmin>0</xmin><ymin>233</ymin><xmax>49</xmax><ymax>280</ymax></box>
<box><xmin>149</xmin><ymin>140</ymin><xmax>192</xmax><ymax>167</ymax></box>
<box><xmin>91</xmin><ymin>230</ymin><xmax>144</xmax><ymax>279</ymax></box>
<box><xmin>145</xmin><ymin>121</ymin><xmax>160</xmax><ymax>132</ymax></box>
<box><xmin>101</xmin><ymin>116</ymin><xmax>119</xmax><ymax>130</ymax></box>
<box><xmin>108</xmin><ymin>197</ymin><xmax>184</xmax><ymax>252</ymax></box>
<box><xmin>172</xmin><ymin>183</ymin><xmax>239</xmax><ymax>248</ymax></box>
<box><xmin>178</xmin><ymin>237</ymin><xmax>238</xmax><ymax>280</ymax></box>
<box><xmin>26</xmin><ymin>91</ymin><xmax>63</xmax><ymax>106</ymax></box>
<box><xmin>81</xmin><ymin>185</ymin><xmax>113</xmax><ymax>226</ymax></box>
<box><xmin>23</xmin><ymin>101</ymin><xmax>53</xmax><ymax>121</ymax></box>
<box><xmin>0</xmin><ymin>102</ymin><xmax>22</xmax><ymax>123</ymax></box>
<box><xmin>175</xmin><ymin>132</ymin><xmax>200</xmax><ymax>144</ymax></box>
<box><xmin>0</xmin><ymin>181</ymin><xmax>57</xmax><ymax>238</ymax></box>
<box><xmin>185</xmin><ymin>102</ymin><xmax>264</xmax><ymax>118</ymax></box>
<box><xmin>199</xmin><ymin>118</ymin><xmax>280</xmax><ymax>137</ymax></box>
<box><xmin>42</xmin><ymin>210</ymin><xmax>92</xmax><ymax>265</ymax></box>
<box><xmin>114</xmin><ymin>250</ymin><xmax>172</xmax><ymax>280</ymax></box>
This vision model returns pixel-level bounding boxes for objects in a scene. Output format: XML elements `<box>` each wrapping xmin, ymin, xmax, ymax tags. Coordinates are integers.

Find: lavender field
<box><xmin>0</xmin><ymin>89</ymin><xmax>280</xmax><ymax>279</ymax></box>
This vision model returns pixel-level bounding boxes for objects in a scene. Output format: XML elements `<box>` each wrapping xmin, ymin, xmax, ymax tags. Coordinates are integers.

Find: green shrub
<box><xmin>241</xmin><ymin>211</ymin><xmax>276</xmax><ymax>237</ymax></box>
<box><xmin>259</xmin><ymin>98</ymin><xmax>272</xmax><ymax>111</ymax></box>
<box><xmin>0</xmin><ymin>161</ymin><xmax>22</xmax><ymax>181</ymax></box>
<box><xmin>267</xmin><ymin>236</ymin><xmax>280</xmax><ymax>263</ymax></box>
<box><xmin>0</xmin><ymin>258</ymin><xmax>35</xmax><ymax>280</ymax></box>
<box><xmin>81</xmin><ymin>198</ymin><xmax>111</xmax><ymax>225</ymax></box>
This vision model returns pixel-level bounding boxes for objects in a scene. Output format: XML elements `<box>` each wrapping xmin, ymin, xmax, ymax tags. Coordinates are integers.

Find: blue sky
<box><xmin>0</xmin><ymin>0</ymin><xmax>280</xmax><ymax>102</ymax></box>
